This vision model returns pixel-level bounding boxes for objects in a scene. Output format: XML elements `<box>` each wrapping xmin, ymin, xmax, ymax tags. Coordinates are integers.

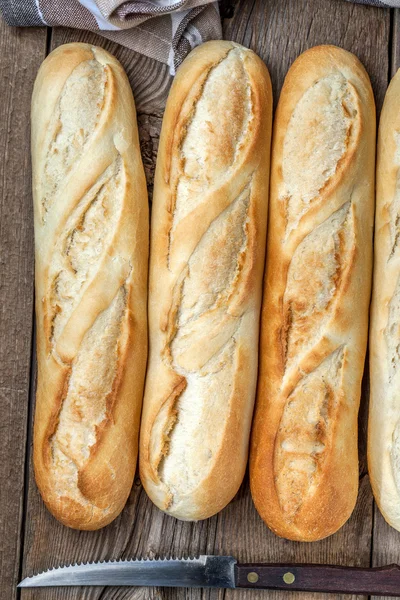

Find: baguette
<box><xmin>369</xmin><ymin>69</ymin><xmax>400</xmax><ymax>531</ymax></box>
<box><xmin>31</xmin><ymin>43</ymin><xmax>148</xmax><ymax>530</ymax></box>
<box><xmin>139</xmin><ymin>40</ymin><xmax>272</xmax><ymax>521</ymax></box>
<box><xmin>250</xmin><ymin>45</ymin><xmax>375</xmax><ymax>541</ymax></box>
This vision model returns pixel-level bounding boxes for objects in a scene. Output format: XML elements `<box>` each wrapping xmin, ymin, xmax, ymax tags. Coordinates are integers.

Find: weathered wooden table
<box><xmin>0</xmin><ymin>0</ymin><xmax>398</xmax><ymax>598</ymax></box>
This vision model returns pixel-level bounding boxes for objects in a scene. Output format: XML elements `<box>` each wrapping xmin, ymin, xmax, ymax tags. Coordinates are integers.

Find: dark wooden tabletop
<box><xmin>0</xmin><ymin>0</ymin><xmax>399</xmax><ymax>599</ymax></box>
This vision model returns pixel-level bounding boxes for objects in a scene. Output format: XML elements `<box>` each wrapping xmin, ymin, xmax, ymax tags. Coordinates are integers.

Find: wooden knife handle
<box><xmin>236</xmin><ymin>563</ymin><xmax>400</xmax><ymax>596</ymax></box>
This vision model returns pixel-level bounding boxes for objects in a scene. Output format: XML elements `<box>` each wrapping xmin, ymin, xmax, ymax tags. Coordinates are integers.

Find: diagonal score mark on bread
<box><xmin>275</xmin><ymin>200</ymin><xmax>355</xmax><ymax>517</ymax></box>
<box><xmin>50</xmin><ymin>288</ymin><xmax>127</xmax><ymax>503</ymax></box>
<box><xmin>40</xmin><ymin>58</ymin><xmax>107</xmax><ymax>221</ymax></box>
<box><xmin>275</xmin><ymin>346</ymin><xmax>345</xmax><ymax>521</ymax></box>
<box><xmin>170</xmin><ymin>184</ymin><xmax>251</xmax><ymax>373</ymax></box>
<box><xmin>385</xmin><ymin>274</ymin><xmax>400</xmax><ymax>385</ymax></box>
<box><xmin>388</xmin><ymin>159</ymin><xmax>400</xmax><ymax>259</ymax></box>
<box><xmin>38</xmin><ymin>53</ymin><xmax>131</xmax><ymax>513</ymax></box>
<box><xmin>282</xmin><ymin>73</ymin><xmax>360</xmax><ymax>237</ymax></box>
<box><xmin>148</xmin><ymin>47</ymin><xmax>257</xmax><ymax>510</ymax></box>
<box><xmin>388</xmin><ymin>270</ymin><xmax>400</xmax><ymax>496</ymax></box>
<box><xmin>282</xmin><ymin>201</ymin><xmax>355</xmax><ymax>376</ymax></box>
<box><xmin>277</xmin><ymin>202</ymin><xmax>356</xmax><ymax>520</ymax></box>
<box><xmin>47</xmin><ymin>156</ymin><xmax>129</xmax><ymax>364</ymax></box>
<box><xmin>384</xmin><ymin>152</ymin><xmax>400</xmax><ymax>493</ymax></box>
<box><xmin>160</xmin><ymin>187</ymin><xmax>251</xmax><ymax>499</ymax></box>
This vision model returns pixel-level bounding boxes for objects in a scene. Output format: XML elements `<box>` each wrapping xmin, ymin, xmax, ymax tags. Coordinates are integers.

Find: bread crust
<box><xmin>31</xmin><ymin>43</ymin><xmax>148</xmax><ymax>530</ymax></box>
<box><xmin>369</xmin><ymin>69</ymin><xmax>400</xmax><ymax>531</ymax></box>
<box><xmin>250</xmin><ymin>45</ymin><xmax>375</xmax><ymax>541</ymax></box>
<box><xmin>139</xmin><ymin>40</ymin><xmax>272</xmax><ymax>521</ymax></box>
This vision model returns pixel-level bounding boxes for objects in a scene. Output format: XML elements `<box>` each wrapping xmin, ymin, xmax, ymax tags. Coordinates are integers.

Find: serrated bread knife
<box><xmin>18</xmin><ymin>556</ymin><xmax>400</xmax><ymax>596</ymax></box>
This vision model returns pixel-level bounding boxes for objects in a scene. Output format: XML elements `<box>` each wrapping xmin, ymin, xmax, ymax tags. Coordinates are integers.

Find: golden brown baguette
<box><xmin>31</xmin><ymin>43</ymin><xmax>148</xmax><ymax>530</ymax></box>
<box><xmin>139</xmin><ymin>40</ymin><xmax>272</xmax><ymax>521</ymax></box>
<box><xmin>250</xmin><ymin>45</ymin><xmax>375</xmax><ymax>541</ymax></box>
<box><xmin>369</xmin><ymin>69</ymin><xmax>400</xmax><ymax>531</ymax></box>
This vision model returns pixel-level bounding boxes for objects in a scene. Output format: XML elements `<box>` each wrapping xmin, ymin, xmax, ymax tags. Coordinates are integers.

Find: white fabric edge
<box><xmin>79</xmin><ymin>0</ymin><xmax>121</xmax><ymax>30</ymax></box>
<box><xmin>35</xmin><ymin>0</ymin><xmax>47</xmax><ymax>24</ymax></box>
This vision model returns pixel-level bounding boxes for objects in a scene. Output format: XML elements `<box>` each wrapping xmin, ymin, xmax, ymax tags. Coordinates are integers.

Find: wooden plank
<box><xmin>391</xmin><ymin>9</ymin><xmax>400</xmax><ymax>78</ymax></box>
<box><xmin>371</xmin><ymin>9</ymin><xmax>400</xmax><ymax>600</ymax></box>
<box><xmin>372</xmin><ymin>508</ymin><xmax>400</xmax><ymax>600</ymax></box>
<box><xmin>223</xmin><ymin>2</ymin><xmax>389</xmax><ymax>600</ymax></box>
<box><xmin>20</xmin><ymin>1</ymin><xmax>390</xmax><ymax>599</ymax></box>
<box><xmin>0</xmin><ymin>20</ymin><xmax>47</xmax><ymax>600</ymax></box>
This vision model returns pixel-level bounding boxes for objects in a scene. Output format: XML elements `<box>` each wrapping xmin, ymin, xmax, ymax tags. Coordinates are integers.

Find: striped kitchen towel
<box><xmin>0</xmin><ymin>0</ymin><xmax>398</xmax><ymax>73</ymax></box>
<box><xmin>0</xmin><ymin>0</ymin><xmax>221</xmax><ymax>74</ymax></box>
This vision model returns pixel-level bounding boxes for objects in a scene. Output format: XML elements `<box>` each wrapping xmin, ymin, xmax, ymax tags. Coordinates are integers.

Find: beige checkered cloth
<box><xmin>0</xmin><ymin>0</ymin><xmax>221</xmax><ymax>73</ymax></box>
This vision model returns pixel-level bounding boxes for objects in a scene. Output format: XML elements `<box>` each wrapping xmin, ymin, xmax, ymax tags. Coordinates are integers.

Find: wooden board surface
<box><xmin>0</xmin><ymin>1</ymin><xmax>396</xmax><ymax>599</ymax></box>
<box><xmin>0</xmin><ymin>20</ymin><xmax>48</xmax><ymax>600</ymax></box>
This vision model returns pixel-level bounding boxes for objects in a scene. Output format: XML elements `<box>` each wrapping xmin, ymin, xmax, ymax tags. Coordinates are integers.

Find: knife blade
<box><xmin>18</xmin><ymin>556</ymin><xmax>236</xmax><ymax>589</ymax></box>
<box><xmin>18</xmin><ymin>556</ymin><xmax>400</xmax><ymax>596</ymax></box>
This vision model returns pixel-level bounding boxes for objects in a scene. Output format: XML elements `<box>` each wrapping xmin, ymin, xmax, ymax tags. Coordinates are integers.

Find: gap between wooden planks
<box><xmin>0</xmin><ymin>1</ymin><xmax>394</xmax><ymax>599</ymax></box>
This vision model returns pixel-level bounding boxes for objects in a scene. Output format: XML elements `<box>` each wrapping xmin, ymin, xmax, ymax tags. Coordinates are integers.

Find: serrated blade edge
<box><xmin>18</xmin><ymin>555</ymin><xmax>237</xmax><ymax>588</ymax></box>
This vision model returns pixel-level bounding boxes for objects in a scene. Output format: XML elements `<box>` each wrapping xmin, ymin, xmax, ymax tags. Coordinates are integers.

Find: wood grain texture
<box><xmin>392</xmin><ymin>9</ymin><xmax>400</xmax><ymax>78</ymax></box>
<box><xmin>0</xmin><ymin>20</ymin><xmax>47</xmax><ymax>600</ymax></box>
<box><xmin>372</xmin><ymin>507</ymin><xmax>400</xmax><ymax>600</ymax></box>
<box><xmin>371</xmin><ymin>9</ymin><xmax>400</xmax><ymax>600</ymax></box>
<box><xmin>14</xmin><ymin>1</ymin><xmax>391</xmax><ymax>600</ymax></box>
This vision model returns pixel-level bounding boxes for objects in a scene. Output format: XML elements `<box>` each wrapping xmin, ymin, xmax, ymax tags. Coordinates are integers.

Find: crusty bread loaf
<box><xmin>31</xmin><ymin>43</ymin><xmax>148</xmax><ymax>530</ymax></box>
<box><xmin>139</xmin><ymin>40</ymin><xmax>272</xmax><ymax>521</ymax></box>
<box><xmin>369</xmin><ymin>69</ymin><xmax>400</xmax><ymax>532</ymax></box>
<box><xmin>250</xmin><ymin>45</ymin><xmax>375</xmax><ymax>541</ymax></box>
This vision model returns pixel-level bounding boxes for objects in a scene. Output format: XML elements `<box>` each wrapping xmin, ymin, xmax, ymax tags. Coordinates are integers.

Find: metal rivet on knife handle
<box><xmin>283</xmin><ymin>572</ymin><xmax>295</xmax><ymax>584</ymax></box>
<box><xmin>247</xmin><ymin>572</ymin><xmax>259</xmax><ymax>583</ymax></box>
